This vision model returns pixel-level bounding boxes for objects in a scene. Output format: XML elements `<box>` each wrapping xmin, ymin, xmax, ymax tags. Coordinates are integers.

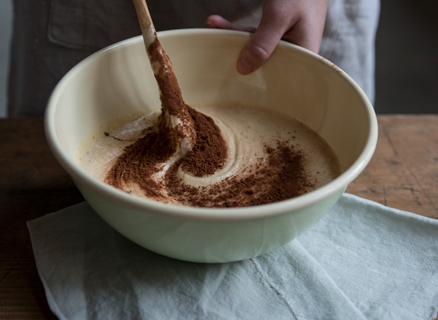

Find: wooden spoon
<box><xmin>132</xmin><ymin>0</ymin><xmax>196</xmax><ymax>155</ymax></box>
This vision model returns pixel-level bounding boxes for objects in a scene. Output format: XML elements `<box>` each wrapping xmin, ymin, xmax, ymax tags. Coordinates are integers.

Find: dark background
<box><xmin>375</xmin><ymin>0</ymin><xmax>438</xmax><ymax>114</ymax></box>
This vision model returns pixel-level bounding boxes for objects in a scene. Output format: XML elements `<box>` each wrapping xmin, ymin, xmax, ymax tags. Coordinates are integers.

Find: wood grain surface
<box><xmin>0</xmin><ymin>115</ymin><xmax>437</xmax><ymax>318</ymax></box>
<box><xmin>0</xmin><ymin>118</ymin><xmax>83</xmax><ymax>319</ymax></box>
<box><xmin>347</xmin><ymin>115</ymin><xmax>438</xmax><ymax>218</ymax></box>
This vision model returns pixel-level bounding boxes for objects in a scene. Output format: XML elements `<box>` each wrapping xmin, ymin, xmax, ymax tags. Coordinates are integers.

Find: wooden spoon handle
<box><xmin>132</xmin><ymin>0</ymin><xmax>157</xmax><ymax>47</ymax></box>
<box><xmin>131</xmin><ymin>0</ymin><xmax>196</xmax><ymax>156</ymax></box>
<box><xmin>132</xmin><ymin>0</ymin><xmax>154</xmax><ymax>32</ymax></box>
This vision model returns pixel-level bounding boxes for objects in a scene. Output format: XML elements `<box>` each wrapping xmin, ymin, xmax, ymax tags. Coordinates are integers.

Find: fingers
<box><xmin>206</xmin><ymin>0</ymin><xmax>329</xmax><ymax>75</ymax></box>
<box><xmin>206</xmin><ymin>15</ymin><xmax>256</xmax><ymax>33</ymax></box>
<box><xmin>237</xmin><ymin>2</ymin><xmax>298</xmax><ymax>74</ymax></box>
<box><xmin>280</xmin><ymin>1</ymin><xmax>328</xmax><ymax>54</ymax></box>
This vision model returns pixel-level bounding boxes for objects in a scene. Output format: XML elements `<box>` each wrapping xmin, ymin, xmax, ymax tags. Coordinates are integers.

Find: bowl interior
<box><xmin>46</xmin><ymin>29</ymin><xmax>377</xmax><ymax>216</ymax></box>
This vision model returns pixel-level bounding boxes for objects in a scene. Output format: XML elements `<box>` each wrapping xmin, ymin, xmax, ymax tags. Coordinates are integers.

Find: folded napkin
<box><xmin>28</xmin><ymin>194</ymin><xmax>438</xmax><ymax>320</ymax></box>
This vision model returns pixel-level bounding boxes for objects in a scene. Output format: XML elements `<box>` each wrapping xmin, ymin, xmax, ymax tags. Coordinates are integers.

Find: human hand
<box><xmin>206</xmin><ymin>0</ymin><xmax>329</xmax><ymax>75</ymax></box>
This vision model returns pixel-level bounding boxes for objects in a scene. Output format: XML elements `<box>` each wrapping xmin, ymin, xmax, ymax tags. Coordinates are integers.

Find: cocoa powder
<box><xmin>165</xmin><ymin>142</ymin><xmax>314</xmax><ymax>207</ymax></box>
<box><xmin>181</xmin><ymin>107</ymin><xmax>228</xmax><ymax>177</ymax></box>
<box><xmin>105</xmin><ymin>111</ymin><xmax>314</xmax><ymax>208</ymax></box>
<box><xmin>147</xmin><ymin>36</ymin><xmax>196</xmax><ymax>152</ymax></box>
<box><xmin>105</xmin><ymin>113</ymin><xmax>176</xmax><ymax>200</ymax></box>
<box><xmin>147</xmin><ymin>37</ymin><xmax>185</xmax><ymax>117</ymax></box>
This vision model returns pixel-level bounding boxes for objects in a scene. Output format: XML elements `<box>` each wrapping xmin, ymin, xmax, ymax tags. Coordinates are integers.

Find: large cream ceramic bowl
<box><xmin>45</xmin><ymin>29</ymin><xmax>377</xmax><ymax>263</ymax></box>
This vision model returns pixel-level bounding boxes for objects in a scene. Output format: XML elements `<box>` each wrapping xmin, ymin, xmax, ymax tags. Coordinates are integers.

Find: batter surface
<box><xmin>78</xmin><ymin>102</ymin><xmax>340</xmax><ymax>207</ymax></box>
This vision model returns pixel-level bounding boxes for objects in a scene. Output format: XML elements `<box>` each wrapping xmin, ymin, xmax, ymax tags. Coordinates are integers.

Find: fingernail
<box><xmin>237</xmin><ymin>57</ymin><xmax>253</xmax><ymax>74</ymax></box>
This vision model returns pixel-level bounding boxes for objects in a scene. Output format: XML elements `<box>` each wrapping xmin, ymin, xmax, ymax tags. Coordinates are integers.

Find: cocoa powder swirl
<box><xmin>104</xmin><ymin>107</ymin><xmax>315</xmax><ymax>208</ymax></box>
<box><xmin>165</xmin><ymin>142</ymin><xmax>314</xmax><ymax>208</ymax></box>
<box><xmin>181</xmin><ymin>107</ymin><xmax>228</xmax><ymax>177</ymax></box>
<box><xmin>104</xmin><ymin>112</ymin><xmax>175</xmax><ymax>200</ymax></box>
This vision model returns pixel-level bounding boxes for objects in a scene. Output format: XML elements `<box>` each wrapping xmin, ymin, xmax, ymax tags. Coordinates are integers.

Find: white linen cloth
<box><xmin>28</xmin><ymin>194</ymin><xmax>438</xmax><ymax>320</ymax></box>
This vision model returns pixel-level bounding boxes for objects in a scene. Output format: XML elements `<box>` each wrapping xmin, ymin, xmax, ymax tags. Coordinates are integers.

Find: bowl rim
<box><xmin>45</xmin><ymin>28</ymin><xmax>378</xmax><ymax>221</ymax></box>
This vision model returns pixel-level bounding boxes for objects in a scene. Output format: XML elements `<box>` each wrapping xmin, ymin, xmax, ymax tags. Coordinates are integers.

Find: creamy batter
<box><xmin>78</xmin><ymin>102</ymin><xmax>340</xmax><ymax>207</ymax></box>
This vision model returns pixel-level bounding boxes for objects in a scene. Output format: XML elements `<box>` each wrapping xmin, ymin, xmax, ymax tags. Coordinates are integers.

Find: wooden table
<box><xmin>1</xmin><ymin>115</ymin><xmax>437</xmax><ymax>318</ymax></box>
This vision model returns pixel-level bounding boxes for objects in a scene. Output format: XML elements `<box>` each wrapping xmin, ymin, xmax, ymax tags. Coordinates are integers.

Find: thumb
<box><xmin>236</xmin><ymin>34</ymin><xmax>275</xmax><ymax>75</ymax></box>
<box><xmin>236</xmin><ymin>3</ymin><xmax>297</xmax><ymax>75</ymax></box>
